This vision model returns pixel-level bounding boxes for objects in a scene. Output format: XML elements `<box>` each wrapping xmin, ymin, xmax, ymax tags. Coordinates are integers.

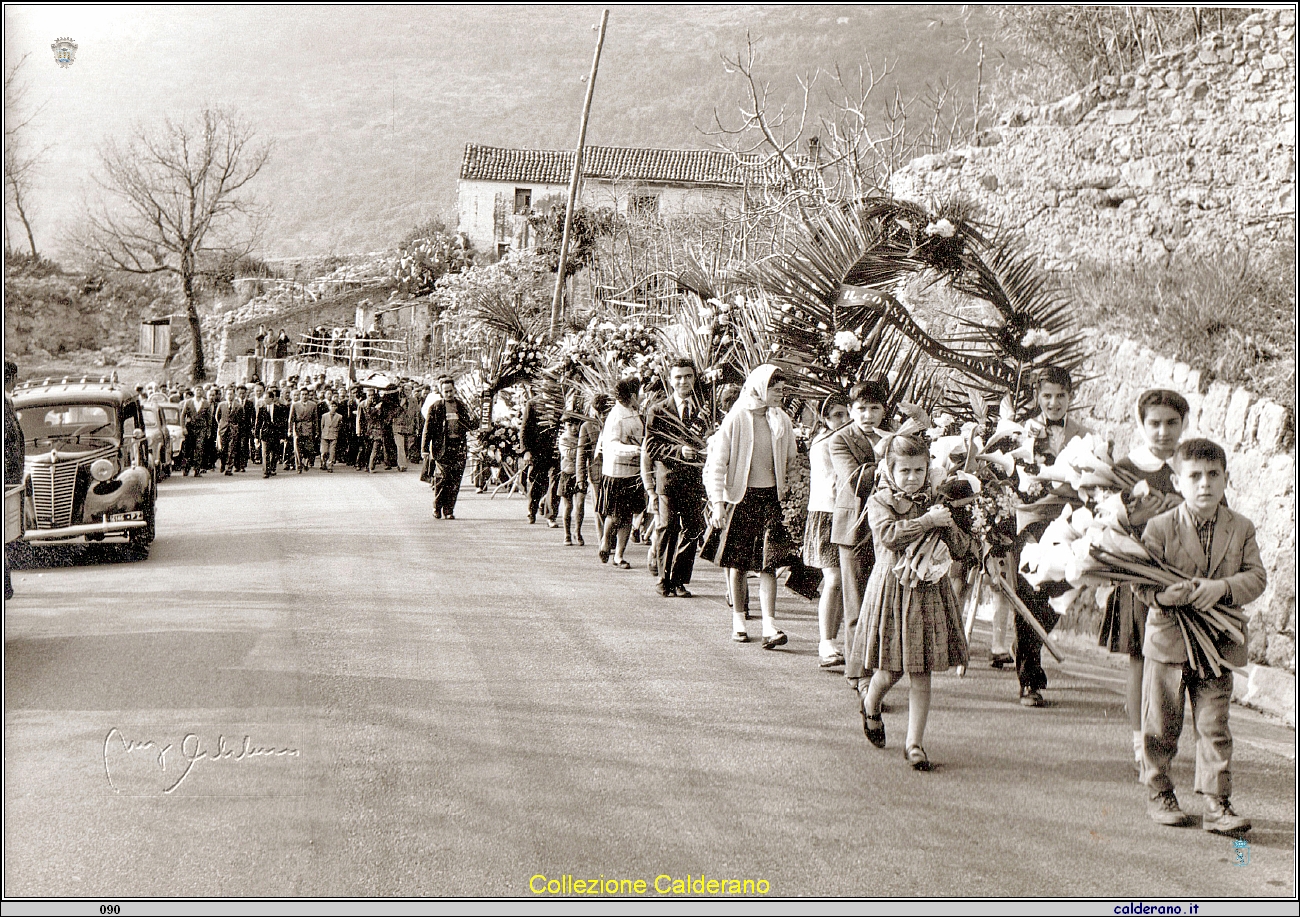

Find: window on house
<box><xmin>497</xmin><ymin>242</ymin><xmax>510</xmax><ymax>259</ymax></box>
<box><xmin>629</xmin><ymin>193</ymin><xmax>659</xmax><ymax>217</ymax></box>
<box><xmin>514</xmin><ymin>188</ymin><xmax>532</xmax><ymax>214</ymax></box>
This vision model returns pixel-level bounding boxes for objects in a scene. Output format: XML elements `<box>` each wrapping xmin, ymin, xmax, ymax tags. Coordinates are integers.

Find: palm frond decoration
<box><xmin>742</xmin><ymin>204</ymin><xmax>944</xmax><ymax>418</ymax></box>
<box><xmin>566</xmin><ymin>349</ymin><xmax>637</xmax><ymax>420</ymax></box>
<box><xmin>656</xmin><ymin>292</ymin><xmax>739</xmax><ymax>384</ymax></box>
<box><xmin>833</xmin><ymin>196</ymin><xmax>1089</xmax><ymax>418</ymax></box>
<box><xmin>469</xmin><ymin>287</ymin><xmax>540</xmax><ymax>340</ymax></box>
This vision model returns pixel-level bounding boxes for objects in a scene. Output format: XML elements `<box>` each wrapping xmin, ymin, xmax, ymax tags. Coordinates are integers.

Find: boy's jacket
<box><xmin>1139</xmin><ymin>503</ymin><xmax>1266</xmax><ymax>667</ymax></box>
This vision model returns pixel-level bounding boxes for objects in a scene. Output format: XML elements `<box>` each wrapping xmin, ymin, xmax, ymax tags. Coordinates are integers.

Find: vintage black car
<box><xmin>13</xmin><ymin>377</ymin><xmax>158</xmax><ymax>554</ymax></box>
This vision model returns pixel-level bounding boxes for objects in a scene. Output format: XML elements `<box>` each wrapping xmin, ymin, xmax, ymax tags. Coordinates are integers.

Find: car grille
<box><xmin>26</xmin><ymin>445</ymin><xmax>115</xmax><ymax>529</ymax></box>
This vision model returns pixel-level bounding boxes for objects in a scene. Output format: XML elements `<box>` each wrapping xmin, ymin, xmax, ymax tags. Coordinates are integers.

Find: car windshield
<box><xmin>159</xmin><ymin>406</ymin><xmax>180</xmax><ymax>425</ymax></box>
<box><xmin>17</xmin><ymin>403</ymin><xmax>117</xmax><ymax>453</ymax></box>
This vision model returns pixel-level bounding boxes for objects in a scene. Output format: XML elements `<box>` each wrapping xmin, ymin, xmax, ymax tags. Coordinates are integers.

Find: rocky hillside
<box><xmin>892</xmin><ymin>7</ymin><xmax>1295</xmax><ymax>270</ymax></box>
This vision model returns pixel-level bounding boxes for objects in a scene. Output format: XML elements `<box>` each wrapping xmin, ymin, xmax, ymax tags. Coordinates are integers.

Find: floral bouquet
<box><xmin>482</xmin><ymin>331</ymin><xmax>549</xmax><ymax>396</ymax></box>
<box><xmin>1014</xmin><ymin>432</ymin><xmax>1143</xmax><ymax>534</ymax></box>
<box><xmin>475</xmin><ymin>417</ymin><xmax>521</xmax><ymax>463</ymax></box>
<box><xmin>907</xmin><ymin>393</ymin><xmax>1040</xmax><ymax>558</ymax></box>
<box><xmin>1020</xmin><ymin>495</ymin><xmax>1246</xmax><ymax>677</ymax></box>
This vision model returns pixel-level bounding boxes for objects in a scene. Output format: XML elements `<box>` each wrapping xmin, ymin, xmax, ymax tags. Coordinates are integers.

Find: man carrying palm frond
<box><xmin>643</xmin><ymin>357</ymin><xmax>710</xmax><ymax>599</ymax></box>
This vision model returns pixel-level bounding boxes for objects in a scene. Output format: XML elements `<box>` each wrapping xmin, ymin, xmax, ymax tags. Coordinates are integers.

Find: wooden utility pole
<box><xmin>550</xmin><ymin>9</ymin><xmax>609</xmax><ymax>338</ymax></box>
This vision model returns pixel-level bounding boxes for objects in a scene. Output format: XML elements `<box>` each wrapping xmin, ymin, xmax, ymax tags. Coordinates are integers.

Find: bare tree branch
<box><xmin>74</xmin><ymin>107</ymin><xmax>272</xmax><ymax>380</ymax></box>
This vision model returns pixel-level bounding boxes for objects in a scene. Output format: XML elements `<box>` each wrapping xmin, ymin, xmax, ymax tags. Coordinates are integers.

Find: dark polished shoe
<box><xmin>657</xmin><ymin>587</ymin><xmax>675</xmax><ymax>598</ymax></box>
<box><xmin>599</xmin><ymin>548</ymin><xmax>610</xmax><ymax>563</ymax></box>
<box><xmin>990</xmin><ymin>653</ymin><xmax>1013</xmax><ymax>669</ymax></box>
<box><xmin>444</xmin><ymin>513</ymin><xmax>454</xmax><ymax>520</ymax></box>
<box><xmin>732</xmin><ymin>631</ymin><xmax>750</xmax><ymax>643</ymax></box>
<box><xmin>528</xmin><ymin>515</ymin><xmax>537</xmax><ymax>524</ymax></box>
<box><xmin>820</xmin><ymin>653</ymin><xmax>846</xmax><ymax>668</ymax></box>
<box><xmin>1202</xmin><ymin>796</ymin><xmax>1251</xmax><ymax>836</ymax></box>
<box><xmin>862</xmin><ymin>707</ymin><xmax>886</xmax><ymax>748</ymax></box>
<box><xmin>615</xmin><ymin>560</ymin><xmax>632</xmax><ymax>569</ymax></box>
<box><xmin>1019</xmin><ymin>688</ymin><xmax>1044</xmax><ymax>708</ymax></box>
<box><xmin>673</xmin><ymin>586</ymin><xmax>692</xmax><ymax>598</ymax></box>
<box><xmin>760</xmin><ymin>631</ymin><xmax>788</xmax><ymax>650</ymax></box>
<box><xmin>1148</xmin><ymin>790</ymin><xmax>1192</xmax><ymax>827</ymax></box>
<box><xmin>575</xmin><ymin>535</ymin><xmax>585</xmax><ymax>546</ymax></box>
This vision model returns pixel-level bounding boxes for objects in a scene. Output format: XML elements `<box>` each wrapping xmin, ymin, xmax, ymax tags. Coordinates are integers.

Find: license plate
<box><xmin>108</xmin><ymin>512</ymin><xmax>143</xmax><ymax>522</ymax></box>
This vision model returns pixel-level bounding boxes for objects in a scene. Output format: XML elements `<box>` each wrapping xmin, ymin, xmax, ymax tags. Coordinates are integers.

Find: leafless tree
<box><xmin>77</xmin><ymin>107</ymin><xmax>271</xmax><ymax>381</ymax></box>
<box><xmin>706</xmin><ymin>34</ymin><xmax>980</xmax><ymax>244</ymax></box>
<box><xmin>4</xmin><ymin>53</ymin><xmax>48</xmax><ymax>257</ymax></box>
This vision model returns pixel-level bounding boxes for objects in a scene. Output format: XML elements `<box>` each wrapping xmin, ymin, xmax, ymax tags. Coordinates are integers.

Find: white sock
<box><xmin>819</xmin><ymin>639</ymin><xmax>838</xmax><ymax>658</ymax></box>
<box><xmin>1132</xmin><ymin>730</ymin><xmax>1143</xmax><ymax>761</ymax></box>
<box><xmin>733</xmin><ymin>611</ymin><xmax>747</xmax><ymax>633</ymax></box>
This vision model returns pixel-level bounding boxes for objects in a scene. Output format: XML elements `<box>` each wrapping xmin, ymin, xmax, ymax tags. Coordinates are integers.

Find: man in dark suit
<box><xmin>423</xmin><ymin>376</ymin><xmax>479</xmax><ymax>519</ymax></box>
<box><xmin>215</xmin><ymin>387</ymin><xmax>247</xmax><ymax>476</ymax></box>
<box><xmin>520</xmin><ymin>387</ymin><xmax>559</xmax><ymax>525</ymax></box>
<box><xmin>255</xmin><ymin>388</ymin><xmax>288</xmax><ymax>477</ymax></box>
<box><xmin>643</xmin><ymin>358</ymin><xmax>709</xmax><ymax>598</ymax></box>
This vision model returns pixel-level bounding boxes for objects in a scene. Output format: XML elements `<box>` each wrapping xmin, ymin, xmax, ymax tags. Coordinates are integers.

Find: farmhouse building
<box><xmin>457</xmin><ymin>143</ymin><xmax>819</xmax><ymax>257</ymax></box>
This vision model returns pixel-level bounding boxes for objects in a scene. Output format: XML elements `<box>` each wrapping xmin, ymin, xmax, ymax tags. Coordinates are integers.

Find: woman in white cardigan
<box><xmin>597</xmin><ymin>377</ymin><xmax>645</xmax><ymax>568</ymax></box>
<box><xmin>704</xmin><ymin>364</ymin><xmax>797</xmax><ymax>647</ymax></box>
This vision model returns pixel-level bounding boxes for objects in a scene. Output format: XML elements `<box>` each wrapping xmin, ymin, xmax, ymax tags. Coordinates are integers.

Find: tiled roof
<box><xmin>460</xmin><ymin>144</ymin><xmax>798</xmax><ymax>188</ymax></box>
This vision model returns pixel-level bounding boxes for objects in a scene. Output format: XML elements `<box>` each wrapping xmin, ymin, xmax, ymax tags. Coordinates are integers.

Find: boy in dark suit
<box><xmin>1137</xmin><ymin>438</ymin><xmax>1264</xmax><ymax>835</ymax></box>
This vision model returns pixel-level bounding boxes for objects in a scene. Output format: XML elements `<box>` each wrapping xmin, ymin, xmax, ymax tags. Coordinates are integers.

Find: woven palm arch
<box><xmin>748</xmin><ymin>197</ymin><xmax>1088</xmax><ymax>422</ymax></box>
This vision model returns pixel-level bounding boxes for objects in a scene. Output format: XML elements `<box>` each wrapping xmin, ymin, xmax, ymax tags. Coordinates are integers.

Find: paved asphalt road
<box><xmin>4</xmin><ymin>465</ymin><xmax>1295</xmax><ymax>899</ymax></box>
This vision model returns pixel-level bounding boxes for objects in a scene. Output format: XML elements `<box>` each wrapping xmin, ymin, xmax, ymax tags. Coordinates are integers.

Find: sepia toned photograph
<box><xmin>3</xmin><ymin>4</ymin><xmax>1295</xmax><ymax>909</ymax></box>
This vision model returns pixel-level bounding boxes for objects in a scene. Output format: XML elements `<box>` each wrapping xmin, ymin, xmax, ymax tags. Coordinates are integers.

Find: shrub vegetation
<box><xmin>1067</xmin><ymin>248</ymin><xmax>1296</xmax><ymax>414</ymax></box>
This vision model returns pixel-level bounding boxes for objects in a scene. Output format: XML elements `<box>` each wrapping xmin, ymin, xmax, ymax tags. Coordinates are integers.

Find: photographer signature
<box><xmin>103</xmin><ymin>728</ymin><xmax>300</xmax><ymax>794</ymax></box>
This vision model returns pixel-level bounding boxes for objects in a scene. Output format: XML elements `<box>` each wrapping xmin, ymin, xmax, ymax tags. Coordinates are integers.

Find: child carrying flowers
<box><xmin>847</xmin><ymin>434</ymin><xmax>971</xmax><ymax>770</ymax></box>
<box><xmin>1137</xmin><ymin>438</ymin><xmax>1265</xmax><ymax>835</ymax></box>
<box><xmin>1098</xmin><ymin>389</ymin><xmax>1190</xmax><ymax>771</ymax></box>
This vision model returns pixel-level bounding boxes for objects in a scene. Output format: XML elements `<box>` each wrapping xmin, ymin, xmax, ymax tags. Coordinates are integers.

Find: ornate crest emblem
<box><xmin>51</xmin><ymin>37</ymin><xmax>78</xmax><ymax>68</ymax></box>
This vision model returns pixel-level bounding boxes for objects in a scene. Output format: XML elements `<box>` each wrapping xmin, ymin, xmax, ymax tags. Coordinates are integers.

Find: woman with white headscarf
<box><xmin>704</xmin><ymin>364</ymin><xmax>798</xmax><ymax>648</ymax></box>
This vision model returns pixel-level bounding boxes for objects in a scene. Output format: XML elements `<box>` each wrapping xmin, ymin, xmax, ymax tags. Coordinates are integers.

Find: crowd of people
<box><xmin>135</xmin><ymin>374</ymin><xmax>456</xmax><ymax>481</ymax></box>
<box><xmin>32</xmin><ymin>351</ymin><xmax>1261</xmax><ymax>838</ymax></box>
<box><xmin>251</xmin><ymin>323</ymin><xmax>401</xmax><ymax>369</ymax></box>
<box><xmin>502</xmin><ymin>358</ymin><xmax>1261</xmax><ymax>837</ymax></box>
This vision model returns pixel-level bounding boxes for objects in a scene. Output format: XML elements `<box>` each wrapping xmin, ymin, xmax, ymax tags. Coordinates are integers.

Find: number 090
<box><xmin>100</xmin><ymin>907</ymin><xmax>120</xmax><ymax>915</ymax></box>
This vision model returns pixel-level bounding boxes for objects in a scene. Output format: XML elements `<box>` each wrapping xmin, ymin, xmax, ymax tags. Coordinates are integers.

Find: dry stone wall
<box><xmin>892</xmin><ymin>8</ymin><xmax>1296</xmax><ymax>270</ymax></box>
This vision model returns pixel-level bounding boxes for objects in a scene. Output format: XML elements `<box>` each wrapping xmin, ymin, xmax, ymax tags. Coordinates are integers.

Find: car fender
<box><xmin>84</xmin><ymin>466</ymin><xmax>150</xmax><ymax>518</ymax></box>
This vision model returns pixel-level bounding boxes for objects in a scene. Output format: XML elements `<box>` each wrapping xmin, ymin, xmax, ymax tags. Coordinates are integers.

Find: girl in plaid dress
<box><xmin>848</xmin><ymin>434</ymin><xmax>971</xmax><ymax>770</ymax></box>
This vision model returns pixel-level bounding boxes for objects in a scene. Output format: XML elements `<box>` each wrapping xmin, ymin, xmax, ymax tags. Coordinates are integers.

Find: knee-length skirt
<box><xmin>847</xmin><ymin>559</ymin><xmax>968</xmax><ymax>676</ymax></box>
<box><xmin>802</xmin><ymin>510</ymin><xmax>838</xmax><ymax>569</ymax></box>
<box><xmin>598</xmin><ymin>474</ymin><xmax>643</xmax><ymax>522</ymax></box>
<box><xmin>1097</xmin><ymin>585</ymin><xmax>1146</xmax><ymax>657</ymax></box>
<box><xmin>717</xmin><ymin>486</ymin><xmax>791</xmax><ymax>573</ymax></box>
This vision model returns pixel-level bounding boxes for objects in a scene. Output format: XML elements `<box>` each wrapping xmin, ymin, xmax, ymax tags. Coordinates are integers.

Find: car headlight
<box><xmin>90</xmin><ymin>459</ymin><xmax>116</xmax><ymax>481</ymax></box>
